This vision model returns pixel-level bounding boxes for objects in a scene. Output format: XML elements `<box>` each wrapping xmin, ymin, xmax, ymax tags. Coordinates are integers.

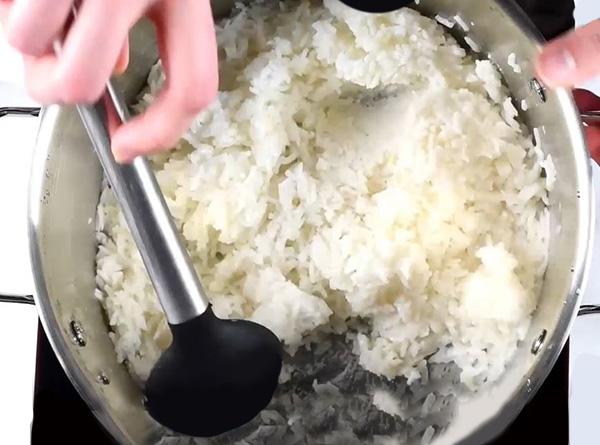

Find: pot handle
<box><xmin>0</xmin><ymin>107</ymin><xmax>40</xmax><ymax>118</ymax></box>
<box><xmin>0</xmin><ymin>106</ymin><xmax>596</xmax><ymax>306</ymax></box>
<box><xmin>0</xmin><ymin>294</ymin><xmax>34</xmax><ymax>305</ymax></box>
<box><xmin>0</xmin><ymin>106</ymin><xmax>40</xmax><ymax>306</ymax></box>
<box><xmin>579</xmin><ymin>305</ymin><xmax>600</xmax><ymax>316</ymax></box>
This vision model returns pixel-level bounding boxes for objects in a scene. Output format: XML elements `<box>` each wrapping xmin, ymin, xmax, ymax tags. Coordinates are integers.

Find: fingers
<box><xmin>54</xmin><ymin>0</ymin><xmax>147</xmax><ymax>103</ymax></box>
<box><xmin>3</xmin><ymin>0</ymin><xmax>73</xmax><ymax>56</ymax></box>
<box><xmin>536</xmin><ymin>20</ymin><xmax>600</xmax><ymax>88</ymax></box>
<box><xmin>103</xmin><ymin>94</ymin><xmax>122</xmax><ymax>137</ymax></box>
<box><xmin>0</xmin><ymin>2</ymin><xmax>11</xmax><ymax>23</ymax></box>
<box><xmin>22</xmin><ymin>52</ymin><xmax>59</xmax><ymax>101</ymax></box>
<box><xmin>19</xmin><ymin>0</ymin><xmax>147</xmax><ymax>104</ymax></box>
<box><xmin>112</xmin><ymin>0</ymin><xmax>218</xmax><ymax>162</ymax></box>
<box><xmin>114</xmin><ymin>38</ymin><xmax>130</xmax><ymax>75</ymax></box>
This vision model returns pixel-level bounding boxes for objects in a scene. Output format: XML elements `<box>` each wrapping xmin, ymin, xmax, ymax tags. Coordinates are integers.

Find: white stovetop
<box><xmin>2</xmin><ymin>3</ymin><xmax>600</xmax><ymax>444</ymax></box>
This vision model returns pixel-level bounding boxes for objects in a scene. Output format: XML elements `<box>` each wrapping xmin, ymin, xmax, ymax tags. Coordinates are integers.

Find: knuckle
<box><xmin>180</xmin><ymin>72</ymin><xmax>219</xmax><ymax>114</ymax></box>
<box><xmin>56</xmin><ymin>68</ymin><xmax>106</xmax><ymax>104</ymax></box>
<box><xmin>153</xmin><ymin>131</ymin><xmax>180</xmax><ymax>150</ymax></box>
<box><xmin>59</xmin><ymin>82</ymin><xmax>103</xmax><ymax>104</ymax></box>
<box><xmin>24</xmin><ymin>83</ymin><xmax>51</xmax><ymax>105</ymax></box>
<box><xmin>6</xmin><ymin>28</ymin><xmax>35</xmax><ymax>55</ymax></box>
<box><xmin>100</xmin><ymin>0</ymin><xmax>125</xmax><ymax>10</ymax></box>
<box><xmin>5</xmin><ymin>18</ymin><xmax>46</xmax><ymax>56</ymax></box>
<box><xmin>23</xmin><ymin>68</ymin><xmax>54</xmax><ymax>104</ymax></box>
<box><xmin>174</xmin><ymin>65</ymin><xmax>219</xmax><ymax>115</ymax></box>
<box><xmin>181</xmin><ymin>91</ymin><xmax>212</xmax><ymax>114</ymax></box>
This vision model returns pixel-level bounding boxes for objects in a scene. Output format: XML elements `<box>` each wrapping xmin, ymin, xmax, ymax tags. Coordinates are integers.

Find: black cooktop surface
<box><xmin>31</xmin><ymin>321</ymin><xmax>569</xmax><ymax>445</ymax></box>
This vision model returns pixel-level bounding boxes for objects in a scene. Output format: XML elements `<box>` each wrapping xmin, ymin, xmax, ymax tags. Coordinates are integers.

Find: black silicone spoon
<box><xmin>338</xmin><ymin>0</ymin><xmax>413</xmax><ymax>13</ymax></box>
<box><xmin>76</xmin><ymin>82</ymin><xmax>283</xmax><ymax>437</ymax></box>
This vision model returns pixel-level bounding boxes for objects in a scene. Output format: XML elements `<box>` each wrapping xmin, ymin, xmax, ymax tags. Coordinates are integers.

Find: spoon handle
<box><xmin>337</xmin><ymin>0</ymin><xmax>412</xmax><ymax>13</ymax></box>
<box><xmin>77</xmin><ymin>85</ymin><xmax>210</xmax><ymax>324</ymax></box>
<box><xmin>581</xmin><ymin>111</ymin><xmax>600</xmax><ymax>125</ymax></box>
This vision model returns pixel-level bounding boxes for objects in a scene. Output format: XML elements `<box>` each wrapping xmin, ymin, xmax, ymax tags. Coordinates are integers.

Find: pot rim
<box><xmin>26</xmin><ymin>1</ymin><xmax>595</xmax><ymax>443</ymax></box>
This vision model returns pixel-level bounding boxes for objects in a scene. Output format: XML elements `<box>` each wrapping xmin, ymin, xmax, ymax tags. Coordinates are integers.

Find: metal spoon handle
<box><xmin>77</xmin><ymin>85</ymin><xmax>209</xmax><ymax>324</ymax></box>
<box><xmin>581</xmin><ymin>111</ymin><xmax>600</xmax><ymax>125</ymax></box>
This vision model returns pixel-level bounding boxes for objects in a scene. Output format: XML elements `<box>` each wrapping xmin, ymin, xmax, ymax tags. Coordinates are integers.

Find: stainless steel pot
<box><xmin>3</xmin><ymin>0</ymin><xmax>594</xmax><ymax>444</ymax></box>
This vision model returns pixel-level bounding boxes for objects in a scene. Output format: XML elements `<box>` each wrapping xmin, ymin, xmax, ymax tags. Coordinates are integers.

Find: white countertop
<box><xmin>0</xmin><ymin>102</ymin><xmax>38</xmax><ymax>443</ymax></box>
<box><xmin>1</xmin><ymin>2</ymin><xmax>600</xmax><ymax>444</ymax></box>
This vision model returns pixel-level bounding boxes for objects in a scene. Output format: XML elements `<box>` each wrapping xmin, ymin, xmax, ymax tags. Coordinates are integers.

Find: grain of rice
<box><xmin>96</xmin><ymin>0</ymin><xmax>551</xmax><ymax>392</ymax></box>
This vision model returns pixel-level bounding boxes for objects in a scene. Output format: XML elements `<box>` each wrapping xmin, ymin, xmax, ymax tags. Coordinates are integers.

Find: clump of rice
<box><xmin>96</xmin><ymin>0</ymin><xmax>552</xmax><ymax>394</ymax></box>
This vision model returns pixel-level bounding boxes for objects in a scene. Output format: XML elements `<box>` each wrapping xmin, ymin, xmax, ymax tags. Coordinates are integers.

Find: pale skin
<box><xmin>536</xmin><ymin>19</ymin><xmax>600</xmax><ymax>161</ymax></box>
<box><xmin>0</xmin><ymin>0</ymin><xmax>218</xmax><ymax>163</ymax></box>
<box><xmin>0</xmin><ymin>1</ymin><xmax>599</xmax><ymax>162</ymax></box>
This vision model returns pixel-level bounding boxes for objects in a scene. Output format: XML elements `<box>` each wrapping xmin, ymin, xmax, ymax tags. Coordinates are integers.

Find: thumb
<box><xmin>113</xmin><ymin>38</ymin><xmax>129</xmax><ymax>76</ymax></box>
<box><xmin>536</xmin><ymin>20</ymin><xmax>600</xmax><ymax>88</ymax></box>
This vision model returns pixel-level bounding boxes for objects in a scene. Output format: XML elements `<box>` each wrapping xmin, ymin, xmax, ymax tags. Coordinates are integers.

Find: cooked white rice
<box><xmin>96</xmin><ymin>0</ymin><xmax>552</xmax><ymax>392</ymax></box>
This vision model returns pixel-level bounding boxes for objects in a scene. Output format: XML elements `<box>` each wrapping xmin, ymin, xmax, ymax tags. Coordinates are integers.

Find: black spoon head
<box><xmin>338</xmin><ymin>0</ymin><xmax>413</xmax><ymax>13</ymax></box>
<box><xmin>144</xmin><ymin>308</ymin><xmax>283</xmax><ymax>437</ymax></box>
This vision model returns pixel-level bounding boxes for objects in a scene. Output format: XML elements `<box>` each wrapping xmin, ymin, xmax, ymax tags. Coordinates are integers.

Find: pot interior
<box><xmin>28</xmin><ymin>1</ymin><xmax>592</xmax><ymax>444</ymax></box>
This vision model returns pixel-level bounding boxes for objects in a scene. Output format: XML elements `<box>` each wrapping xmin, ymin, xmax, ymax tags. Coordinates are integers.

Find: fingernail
<box><xmin>538</xmin><ymin>47</ymin><xmax>577</xmax><ymax>86</ymax></box>
<box><xmin>111</xmin><ymin>133</ymin><xmax>132</xmax><ymax>164</ymax></box>
<box><xmin>112</xmin><ymin>149</ymin><xmax>131</xmax><ymax>164</ymax></box>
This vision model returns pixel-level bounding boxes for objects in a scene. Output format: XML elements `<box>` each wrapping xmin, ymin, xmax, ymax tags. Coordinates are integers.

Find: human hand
<box><xmin>536</xmin><ymin>20</ymin><xmax>600</xmax><ymax>88</ymax></box>
<box><xmin>0</xmin><ymin>0</ymin><xmax>218</xmax><ymax>163</ymax></box>
<box><xmin>536</xmin><ymin>22</ymin><xmax>600</xmax><ymax>163</ymax></box>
